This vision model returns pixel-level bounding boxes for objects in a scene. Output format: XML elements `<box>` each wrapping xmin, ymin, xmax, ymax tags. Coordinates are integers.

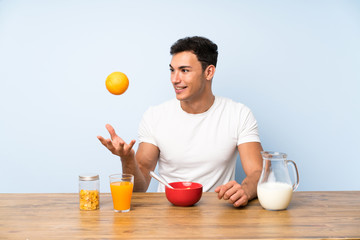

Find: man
<box><xmin>98</xmin><ymin>36</ymin><xmax>263</xmax><ymax>207</ymax></box>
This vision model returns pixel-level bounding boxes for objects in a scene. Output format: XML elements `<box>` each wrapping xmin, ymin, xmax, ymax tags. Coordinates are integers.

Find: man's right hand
<box><xmin>97</xmin><ymin>124</ymin><xmax>136</xmax><ymax>159</ymax></box>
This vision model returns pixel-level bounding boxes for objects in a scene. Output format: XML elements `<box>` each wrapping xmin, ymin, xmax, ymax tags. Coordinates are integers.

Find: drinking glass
<box><xmin>109</xmin><ymin>173</ymin><xmax>134</xmax><ymax>212</ymax></box>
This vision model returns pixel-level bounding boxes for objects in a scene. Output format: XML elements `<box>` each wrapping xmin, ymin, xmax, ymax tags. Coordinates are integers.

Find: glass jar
<box><xmin>79</xmin><ymin>173</ymin><xmax>100</xmax><ymax>210</ymax></box>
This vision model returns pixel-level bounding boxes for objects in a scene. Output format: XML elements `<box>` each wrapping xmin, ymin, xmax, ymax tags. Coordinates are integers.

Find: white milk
<box><xmin>257</xmin><ymin>182</ymin><xmax>293</xmax><ymax>210</ymax></box>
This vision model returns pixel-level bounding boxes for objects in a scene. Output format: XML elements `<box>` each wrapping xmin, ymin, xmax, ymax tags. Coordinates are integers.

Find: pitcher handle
<box><xmin>286</xmin><ymin>160</ymin><xmax>299</xmax><ymax>191</ymax></box>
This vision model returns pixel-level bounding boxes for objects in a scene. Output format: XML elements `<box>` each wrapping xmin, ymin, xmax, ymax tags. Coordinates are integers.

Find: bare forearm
<box><xmin>241</xmin><ymin>170</ymin><xmax>262</xmax><ymax>200</ymax></box>
<box><xmin>121</xmin><ymin>156</ymin><xmax>149</xmax><ymax>192</ymax></box>
<box><xmin>238</xmin><ymin>142</ymin><xmax>263</xmax><ymax>201</ymax></box>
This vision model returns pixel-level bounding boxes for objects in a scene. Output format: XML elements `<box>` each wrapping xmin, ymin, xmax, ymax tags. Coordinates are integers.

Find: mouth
<box><xmin>174</xmin><ymin>86</ymin><xmax>187</xmax><ymax>94</ymax></box>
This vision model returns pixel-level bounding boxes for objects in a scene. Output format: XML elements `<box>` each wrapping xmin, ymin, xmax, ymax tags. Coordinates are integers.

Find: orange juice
<box><xmin>110</xmin><ymin>181</ymin><xmax>134</xmax><ymax>211</ymax></box>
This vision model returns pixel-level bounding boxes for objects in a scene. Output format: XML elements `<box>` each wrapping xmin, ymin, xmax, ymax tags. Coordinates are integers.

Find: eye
<box><xmin>182</xmin><ymin>69</ymin><xmax>189</xmax><ymax>73</ymax></box>
<box><xmin>169</xmin><ymin>68</ymin><xmax>174</xmax><ymax>72</ymax></box>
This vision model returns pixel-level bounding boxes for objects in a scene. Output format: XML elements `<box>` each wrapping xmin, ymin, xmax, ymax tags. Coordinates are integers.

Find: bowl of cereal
<box><xmin>165</xmin><ymin>182</ymin><xmax>203</xmax><ymax>207</ymax></box>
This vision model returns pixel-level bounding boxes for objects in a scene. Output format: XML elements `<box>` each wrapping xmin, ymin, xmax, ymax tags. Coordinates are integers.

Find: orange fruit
<box><xmin>105</xmin><ymin>72</ymin><xmax>129</xmax><ymax>95</ymax></box>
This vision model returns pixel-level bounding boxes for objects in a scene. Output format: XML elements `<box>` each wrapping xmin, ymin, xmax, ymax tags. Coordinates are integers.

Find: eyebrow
<box><xmin>169</xmin><ymin>64</ymin><xmax>192</xmax><ymax>69</ymax></box>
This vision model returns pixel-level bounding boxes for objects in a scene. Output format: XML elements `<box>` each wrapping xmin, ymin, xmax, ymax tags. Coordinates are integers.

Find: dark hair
<box><xmin>170</xmin><ymin>36</ymin><xmax>218</xmax><ymax>71</ymax></box>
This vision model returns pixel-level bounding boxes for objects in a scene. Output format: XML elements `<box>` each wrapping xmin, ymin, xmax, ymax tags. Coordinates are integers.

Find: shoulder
<box><xmin>214</xmin><ymin>96</ymin><xmax>256</xmax><ymax>125</ymax></box>
<box><xmin>215</xmin><ymin>96</ymin><xmax>250</xmax><ymax>112</ymax></box>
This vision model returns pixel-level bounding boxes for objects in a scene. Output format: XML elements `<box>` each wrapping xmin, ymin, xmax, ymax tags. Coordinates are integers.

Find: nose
<box><xmin>171</xmin><ymin>70</ymin><xmax>181</xmax><ymax>84</ymax></box>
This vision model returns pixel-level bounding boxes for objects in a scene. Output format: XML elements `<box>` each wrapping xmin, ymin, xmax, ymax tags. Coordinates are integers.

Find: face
<box><xmin>169</xmin><ymin>51</ymin><xmax>210</xmax><ymax>103</ymax></box>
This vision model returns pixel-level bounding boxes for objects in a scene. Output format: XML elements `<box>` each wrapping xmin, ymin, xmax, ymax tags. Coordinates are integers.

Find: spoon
<box><xmin>149</xmin><ymin>171</ymin><xmax>174</xmax><ymax>189</ymax></box>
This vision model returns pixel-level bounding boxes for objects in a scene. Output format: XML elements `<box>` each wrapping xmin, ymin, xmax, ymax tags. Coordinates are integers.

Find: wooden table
<box><xmin>1</xmin><ymin>191</ymin><xmax>359</xmax><ymax>239</ymax></box>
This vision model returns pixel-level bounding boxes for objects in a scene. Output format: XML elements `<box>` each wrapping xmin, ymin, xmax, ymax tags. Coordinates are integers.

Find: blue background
<box><xmin>1</xmin><ymin>0</ymin><xmax>359</xmax><ymax>193</ymax></box>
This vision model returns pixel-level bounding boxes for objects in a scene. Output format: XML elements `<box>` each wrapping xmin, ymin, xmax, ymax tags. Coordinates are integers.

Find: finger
<box><xmin>233</xmin><ymin>195</ymin><xmax>248</xmax><ymax>207</ymax></box>
<box><xmin>105</xmin><ymin>124</ymin><xmax>117</xmax><ymax>140</ymax></box>
<box><xmin>217</xmin><ymin>185</ymin><xmax>230</xmax><ymax>199</ymax></box>
<box><xmin>223</xmin><ymin>186</ymin><xmax>238</xmax><ymax>201</ymax></box>
<box><xmin>105</xmin><ymin>139</ymin><xmax>116</xmax><ymax>152</ymax></box>
<box><xmin>214</xmin><ymin>186</ymin><xmax>220</xmax><ymax>193</ymax></box>
<box><xmin>128</xmin><ymin>140</ymin><xmax>136</xmax><ymax>149</ymax></box>
<box><xmin>98</xmin><ymin>136</ymin><xmax>117</xmax><ymax>153</ymax></box>
<box><xmin>228</xmin><ymin>188</ymin><xmax>244</xmax><ymax>204</ymax></box>
<box><xmin>97</xmin><ymin>136</ymin><xmax>108</xmax><ymax>146</ymax></box>
<box><xmin>218</xmin><ymin>180</ymin><xmax>237</xmax><ymax>199</ymax></box>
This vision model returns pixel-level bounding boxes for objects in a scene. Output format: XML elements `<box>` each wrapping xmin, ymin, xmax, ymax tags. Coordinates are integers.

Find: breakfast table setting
<box><xmin>1</xmin><ymin>151</ymin><xmax>359</xmax><ymax>239</ymax></box>
<box><xmin>1</xmin><ymin>191</ymin><xmax>360</xmax><ymax>239</ymax></box>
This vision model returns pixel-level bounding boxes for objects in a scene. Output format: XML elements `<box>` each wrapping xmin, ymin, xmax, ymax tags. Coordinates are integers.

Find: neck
<box><xmin>180</xmin><ymin>93</ymin><xmax>215</xmax><ymax>114</ymax></box>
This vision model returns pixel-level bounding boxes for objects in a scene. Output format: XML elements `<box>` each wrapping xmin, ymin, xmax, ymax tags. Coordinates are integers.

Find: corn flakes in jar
<box><xmin>79</xmin><ymin>174</ymin><xmax>99</xmax><ymax>210</ymax></box>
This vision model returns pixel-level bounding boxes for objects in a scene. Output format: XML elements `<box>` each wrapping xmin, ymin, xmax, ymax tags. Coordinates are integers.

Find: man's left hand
<box><xmin>215</xmin><ymin>180</ymin><xmax>250</xmax><ymax>207</ymax></box>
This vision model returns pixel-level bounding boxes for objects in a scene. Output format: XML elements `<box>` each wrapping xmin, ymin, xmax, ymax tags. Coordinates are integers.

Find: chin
<box><xmin>175</xmin><ymin>95</ymin><xmax>188</xmax><ymax>101</ymax></box>
<box><xmin>174</xmin><ymin>93</ymin><xmax>183</xmax><ymax>100</ymax></box>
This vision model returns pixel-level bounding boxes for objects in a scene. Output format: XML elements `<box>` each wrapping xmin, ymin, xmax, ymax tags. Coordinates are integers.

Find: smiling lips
<box><xmin>175</xmin><ymin>85</ymin><xmax>187</xmax><ymax>94</ymax></box>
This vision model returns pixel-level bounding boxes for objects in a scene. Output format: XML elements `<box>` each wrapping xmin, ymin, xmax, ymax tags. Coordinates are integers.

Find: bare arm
<box><xmin>215</xmin><ymin>142</ymin><xmax>263</xmax><ymax>207</ymax></box>
<box><xmin>97</xmin><ymin>124</ymin><xmax>159</xmax><ymax>192</ymax></box>
<box><xmin>238</xmin><ymin>141</ymin><xmax>263</xmax><ymax>200</ymax></box>
<box><xmin>123</xmin><ymin>142</ymin><xmax>159</xmax><ymax>192</ymax></box>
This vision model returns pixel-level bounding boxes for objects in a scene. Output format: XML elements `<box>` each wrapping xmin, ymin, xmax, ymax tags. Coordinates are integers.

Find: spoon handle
<box><xmin>149</xmin><ymin>171</ymin><xmax>174</xmax><ymax>189</ymax></box>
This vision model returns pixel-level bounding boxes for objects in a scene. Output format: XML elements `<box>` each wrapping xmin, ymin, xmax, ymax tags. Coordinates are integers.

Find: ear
<box><xmin>204</xmin><ymin>65</ymin><xmax>216</xmax><ymax>81</ymax></box>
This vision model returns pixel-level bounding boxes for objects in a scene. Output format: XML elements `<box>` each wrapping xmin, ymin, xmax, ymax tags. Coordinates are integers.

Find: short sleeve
<box><xmin>138</xmin><ymin>107</ymin><xmax>158</xmax><ymax>146</ymax></box>
<box><xmin>237</xmin><ymin>105</ymin><xmax>261</xmax><ymax>145</ymax></box>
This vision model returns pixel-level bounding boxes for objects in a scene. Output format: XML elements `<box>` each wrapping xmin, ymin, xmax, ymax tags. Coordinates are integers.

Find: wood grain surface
<box><xmin>1</xmin><ymin>191</ymin><xmax>359</xmax><ymax>239</ymax></box>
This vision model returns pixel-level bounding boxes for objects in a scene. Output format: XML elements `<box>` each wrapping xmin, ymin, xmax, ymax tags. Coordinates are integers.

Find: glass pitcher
<box><xmin>257</xmin><ymin>151</ymin><xmax>299</xmax><ymax>210</ymax></box>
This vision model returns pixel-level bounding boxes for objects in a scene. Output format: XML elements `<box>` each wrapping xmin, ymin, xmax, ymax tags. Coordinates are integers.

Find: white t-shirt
<box><xmin>138</xmin><ymin>96</ymin><xmax>260</xmax><ymax>192</ymax></box>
